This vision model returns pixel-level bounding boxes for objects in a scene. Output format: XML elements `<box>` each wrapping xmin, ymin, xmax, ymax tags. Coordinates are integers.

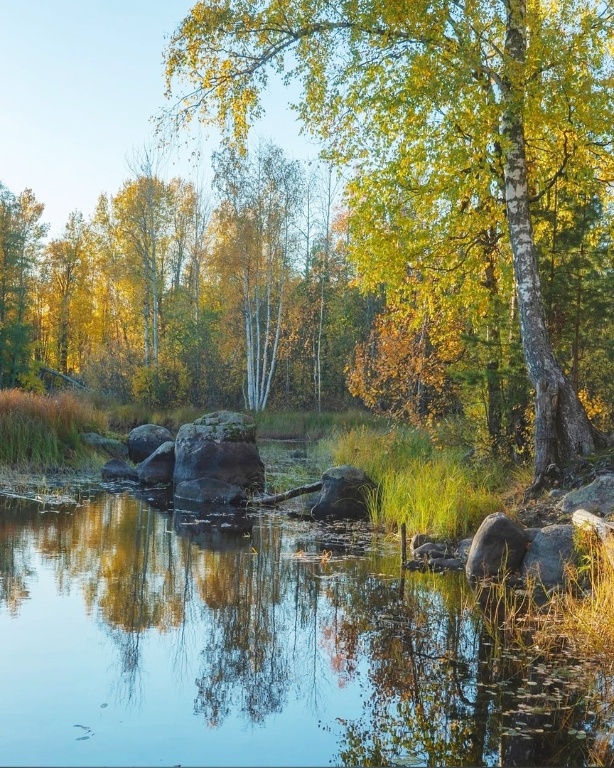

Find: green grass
<box><xmin>331</xmin><ymin>426</ymin><xmax>504</xmax><ymax>539</ymax></box>
<box><xmin>97</xmin><ymin>401</ymin><xmax>383</xmax><ymax>439</ymax></box>
<box><xmin>253</xmin><ymin>409</ymin><xmax>386</xmax><ymax>440</ymax></box>
<box><xmin>0</xmin><ymin>389</ymin><xmax>107</xmax><ymax>469</ymax></box>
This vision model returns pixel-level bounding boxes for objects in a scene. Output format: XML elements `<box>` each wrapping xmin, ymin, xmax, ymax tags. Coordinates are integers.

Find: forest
<box><xmin>1</xmin><ymin>0</ymin><xmax>613</xmax><ymax>472</ymax></box>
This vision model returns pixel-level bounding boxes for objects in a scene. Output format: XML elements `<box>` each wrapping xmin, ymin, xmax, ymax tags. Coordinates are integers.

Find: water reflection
<box><xmin>0</xmin><ymin>492</ymin><xmax>612</xmax><ymax>766</ymax></box>
<box><xmin>333</xmin><ymin>571</ymin><xmax>602</xmax><ymax>767</ymax></box>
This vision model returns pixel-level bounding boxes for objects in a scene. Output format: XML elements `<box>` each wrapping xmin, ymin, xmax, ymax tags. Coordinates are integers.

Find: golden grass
<box><xmin>0</xmin><ymin>389</ymin><xmax>107</xmax><ymax>468</ymax></box>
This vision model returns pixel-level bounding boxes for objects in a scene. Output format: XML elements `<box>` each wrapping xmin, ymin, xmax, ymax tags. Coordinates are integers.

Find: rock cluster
<box><xmin>101</xmin><ymin>411</ymin><xmax>264</xmax><ymax>540</ymax></box>
<box><xmin>403</xmin><ymin>472</ymin><xmax>614</xmax><ymax>592</ymax></box>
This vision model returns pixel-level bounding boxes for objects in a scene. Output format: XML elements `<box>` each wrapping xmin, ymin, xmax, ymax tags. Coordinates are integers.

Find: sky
<box><xmin>0</xmin><ymin>1</ymin><xmax>318</xmax><ymax>238</ymax></box>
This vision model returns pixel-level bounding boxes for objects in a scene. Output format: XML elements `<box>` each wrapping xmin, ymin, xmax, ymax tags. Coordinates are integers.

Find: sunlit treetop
<box><xmin>163</xmin><ymin>0</ymin><xmax>614</xmax><ymax>169</ymax></box>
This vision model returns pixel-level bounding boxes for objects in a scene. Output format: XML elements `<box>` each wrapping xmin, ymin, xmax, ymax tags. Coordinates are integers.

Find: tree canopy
<box><xmin>164</xmin><ymin>0</ymin><xmax>614</xmax><ymax>483</ymax></box>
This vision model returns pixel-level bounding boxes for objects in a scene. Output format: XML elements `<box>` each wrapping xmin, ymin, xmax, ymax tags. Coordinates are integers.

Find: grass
<box><xmin>253</xmin><ymin>408</ymin><xmax>386</xmax><ymax>440</ymax></box>
<box><xmin>331</xmin><ymin>425</ymin><xmax>505</xmax><ymax>539</ymax></box>
<box><xmin>0</xmin><ymin>389</ymin><xmax>107</xmax><ymax>469</ymax></box>
<box><xmin>540</xmin><ymin>531</ymin><xmax>614</xmax><ymax>657</ymax></box>
<box><xmin>95</xmin><ymin>399</ymin><xmax>384</xmax><ymax>439</ymax></box>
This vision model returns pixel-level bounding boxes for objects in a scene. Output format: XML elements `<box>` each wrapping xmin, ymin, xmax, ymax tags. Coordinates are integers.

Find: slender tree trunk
<box><xmin>502</xmin><ymin>0</ymin><xmax>595</xmax><ymax>488</ymax></box>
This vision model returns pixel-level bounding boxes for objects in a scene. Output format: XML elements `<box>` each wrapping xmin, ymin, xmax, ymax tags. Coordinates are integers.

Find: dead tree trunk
<box><xmin>250</xmin><ymin>481</ymin><xmax>322</xmax><ymax>506</ymax></box>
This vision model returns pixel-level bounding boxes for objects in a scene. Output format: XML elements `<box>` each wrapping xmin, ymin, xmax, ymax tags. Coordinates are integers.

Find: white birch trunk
<box><xmin>502</xmin><ymin>0</ymin><xmax>595</xmax><ymax>488</ymax></box>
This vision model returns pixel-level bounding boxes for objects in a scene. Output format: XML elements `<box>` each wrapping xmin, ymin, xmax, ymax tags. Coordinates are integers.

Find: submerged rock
<box><xmin>101</xmin><ymin>459</ymin><xmax>138</xmax><ymax>482</ymax></box>
<box><xmin>174</xmin><ymin>478</ymin><xmax>247</xmax><ymax>510</ymax></box>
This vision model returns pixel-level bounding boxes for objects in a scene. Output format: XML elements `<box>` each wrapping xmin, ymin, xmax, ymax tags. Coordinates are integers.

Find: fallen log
<box><xmin>250</xmin><ymin>481</ymin><xmax>322</xmax><ymax>507</ymax></box>
<box><xmin>39</xmin><ymin>366</ymin><xmax>87</xmax><ymax>390</ymax></box>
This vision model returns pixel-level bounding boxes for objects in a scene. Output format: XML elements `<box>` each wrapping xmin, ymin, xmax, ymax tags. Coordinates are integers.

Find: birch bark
<box><xmin>502</xmin><ymin>0</ymin><xmax>595</xmax><ymax>487</ymax></box>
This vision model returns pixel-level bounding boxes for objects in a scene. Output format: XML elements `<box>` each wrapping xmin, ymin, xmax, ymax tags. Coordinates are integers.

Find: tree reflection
<box><xmin>331</xmin><ymin>571</ymin><xmax>596</xmax><ymax>767</ymax></box>
<box><xmin>0</xmin><ymin>501</ymin><xmax>37</xmax><ymax>615</ymax></box>
<box><xmin>193</xmin><ymin>517</ymin><xmax>329</xmax><ymax>726</ymax></box>
<box><xmin>1</xmin><ymin>495</ymin><xmax>608</xmax><ymax>764</ymax></box>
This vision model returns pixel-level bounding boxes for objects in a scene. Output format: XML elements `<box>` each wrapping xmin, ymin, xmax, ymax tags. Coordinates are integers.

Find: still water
<box><xmin>0</xmin><ymin>488</ymin><xmax>610</xmax><ymax>766</ymax></box>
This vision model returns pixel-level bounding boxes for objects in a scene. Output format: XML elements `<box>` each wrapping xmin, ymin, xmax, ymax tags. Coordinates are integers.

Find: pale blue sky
<box><xmin>0</xmin><ymin>1</ymin><xmax>313</xmax><ymax>237</ymax></box>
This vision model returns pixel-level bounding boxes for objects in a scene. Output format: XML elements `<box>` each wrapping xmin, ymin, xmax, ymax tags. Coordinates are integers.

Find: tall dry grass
<box><xmin>0</xmin><ymin>389</ymin><xmax>107</xmax><ymax>468</ymax></box>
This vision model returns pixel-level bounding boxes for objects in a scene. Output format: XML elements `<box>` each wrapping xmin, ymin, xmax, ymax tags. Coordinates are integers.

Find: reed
<box><xmin>254</xmin><ymin>409</ymin><xmax>384</xmax><ymax>440</ymax></box>
<box><xmin>543</xmin><ymin>532</ymin><xmax>614</xmax><ymax>657</ymax></box>
<box><xmin>332</xmin><ymin>426</ymin><xmax>503</xmax><ymax>539</ymax></box>
<box><xmin>0</xmin><ymin>389</ymin><xmax>107</xmax><ymax>468</ymax></box>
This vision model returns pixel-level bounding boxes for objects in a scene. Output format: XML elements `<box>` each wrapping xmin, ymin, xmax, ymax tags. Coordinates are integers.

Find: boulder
<box><xmin>173</xmin><ymin>416</ymin><xmax>264</xmax><ymax>491</ymax></box>
<box><xmin>101</xmin><ymin>458</ymin><xmax>138</xmax><ymax>482</ymax></box>
<box><xmin>522</xmin><ymin>524</ymin><xmax>576</xmax><ymax>588</ymax></box>
<box><xmin>465</xmin><ymin>512</ymin><xmax>528</xmax><ymax>580</ymax></box>
<box><xmin>431</xmin><ymin>557</ymin><xmax>465</xmax><ymax>573</ymax></box>
<box><xmin>136</xmin><ymin>441</ymin><xmax>175</xmax><ymax>485</ymax></box>
<box><xmin>557</xmin><ymin>474</ymin><xmax>614</xmax><ymax>517</ymax></box>
<box><xmin>311</xmin><ymin>465</ymin><xmax>377</xmax><ymax>521</ymax></box>
<box><xmin>410</xmin><ymin>533</ymin><xmax>434</xmax><ymax>551</ymax></box>
<box><xmin>412</xmin><ymin>542</ymin><xmax>449</xmax><ymax>560</ymax></box>
<box><xmin>457</xmin><ymin>537</ymin><xmax>473</xmax><ymax>563</ymax></box>
<box><xmin>128</xmin><ymin>424</ymin><xmax>174</xmax><ymax>464</ymax></box>
<box><xmin>174</xmin><ymin>478</ymin><xmax>247</xmax><ymax>511</ymax></box>
<box><xmin>82</xmin><ymin>432</ymin><xmax>128</xmax><ymax>459</ymax></box>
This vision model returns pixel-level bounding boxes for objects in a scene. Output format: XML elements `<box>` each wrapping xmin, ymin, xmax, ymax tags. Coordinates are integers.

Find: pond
<box><xmin>0</xmin><ymin>481</ymin><xmax>612</xmax><ymax>766</ymax></box>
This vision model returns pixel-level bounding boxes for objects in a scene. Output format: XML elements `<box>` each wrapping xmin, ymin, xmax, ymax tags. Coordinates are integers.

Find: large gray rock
<box><xmin>174</xmin><ymin>478</ymin><xmax>247</xmax><ymax>510</ymax></box>
<box><xmin>558</xmin><ymin>474</ymin><xmax>614</xmax><ymax>517</ymax></box>
<box><xmin>465</xmin><ymin>512</ymin><xmax>528</xmax><ymax>580</ymax></box>
<box><xmin>311</xmin><ymin>465</ymin><xmax>377</xmax><ymax>521</ymax></box>
<box><xmin>173</xmin><ymin>415</ymin><xmax>264</xmax><ymax>491</ymax></box>
<box><xmin>521</xmin><ymin>524</ymin><xmax>576</xmax><ymax>588</ymax></box>
<box><xmin>128</xmin><ymin>424</ymin><xmax>174</xmax><ymax>463</ymax></box>
<box><xmin>136</xmin><ymin>441</ymin><xmax>175</xmax><ymax>485</ymax></box>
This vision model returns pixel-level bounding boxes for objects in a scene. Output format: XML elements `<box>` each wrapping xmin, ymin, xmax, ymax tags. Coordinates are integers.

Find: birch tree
<box><xmin>163</xmin><ymin>0</ymin><xmax>613</xmax><ymax>485</ymax></box>
<box><xmin>211</xmin><ymin>141</ymin><xmax>304</xmax><ymax>411</ymax></box>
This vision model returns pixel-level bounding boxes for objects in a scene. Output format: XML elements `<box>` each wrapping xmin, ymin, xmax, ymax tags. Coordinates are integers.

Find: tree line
<box><xmin>0</xmin><ymin>143</ymin><xmax>372</xmax><ymax>414</ymax></box>
<box><xmin>1</xmin><ymin>133</ymin><xmax>611</xmax><ymax>461</ymax></box>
